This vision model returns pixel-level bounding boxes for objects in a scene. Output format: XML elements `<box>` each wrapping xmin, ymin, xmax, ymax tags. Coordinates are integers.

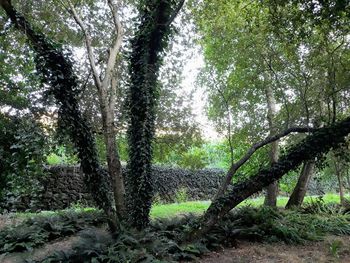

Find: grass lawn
<box><xmin>150</xmin><ymin>193</ymin><xmax>349</xmax><ymax>219</ymax></box>
<box><xmin>4</xmin><ymin>193</ymin><xmax>348</xmax><ymax>221</ymax></box>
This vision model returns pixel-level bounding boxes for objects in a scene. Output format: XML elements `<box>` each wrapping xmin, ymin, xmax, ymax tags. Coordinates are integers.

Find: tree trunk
<box><xmin>99</xmin><ymin>88</ymin><xmax>126</xmax><ymax>217</ymax></box>
<box><xmin>104</xmin><ymin>110</ymin><xmax>125</xmax><ymax>216</ymax></box>
<box><xmin>126</xmin><ymin>0</ymin><xmax>183</xmax><ymax>229</ymax></box>
<box><xmin>0</xmin><ymin>0</ymin><xmax>119</xmax><ymax>231</ymax></box>
<box><xmin>338</xmin><ymin>172</ymin><xmax>346</xmax><ymax>206</ymax></box>
<box><xmin>285</xmin><ymin>161</ymin><xmax>315</xmax><ymax>208</ymax></box>
<box><xmin>264</xmin><ymin>85</ymin><xmax>279</xmax><ymax>207</ymax></box>
<box><xmin>186</xmin><ymin>117</ymin><xmax>350</xmax><ymax>241</ymax></box>
<box><xmin>68</xmin><ymin>2</ymin><xmax>126</xmax><ymax>217</ymax></box>
<box><xmin>334</xmin><ymin>158</ymin><xmax>346</xmax><ymax>206</ymax></box>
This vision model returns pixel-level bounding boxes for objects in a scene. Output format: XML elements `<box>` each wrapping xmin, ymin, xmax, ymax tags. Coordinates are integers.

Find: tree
<box><xmin>65</xmin><ymin>0</ymin><xmax>126</xmax><ymax>217</ymax></box>
<box><xmin>125</xmin><ymin>0</ymin><xmax>185</xmax><ymax>229</ymax></box>
<box><xmin>0</xmin><ymin>0</ymin><xmax>186</xmax><ymax>231</ymax></box>
<box><xmin>0</xmin><ymin>0</ymin><xmax>119</xmax><ymax>231</ymax></box>
<box><xmin>188</xmin><ymin>117</ymin><xmax>350</xmax><ymax>240</ymax></box>
<box><xmin>265</xmin><ymin>0</ymin><xmax>350</xmax><ymax>207</ymax></box>
<box><xmin>191</xmin><ymin>0</ymin><xmax>350</xmax><ymax>209</ymax></box>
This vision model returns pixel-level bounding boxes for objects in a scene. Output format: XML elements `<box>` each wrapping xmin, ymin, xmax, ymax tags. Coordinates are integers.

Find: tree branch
<box><xmin>216</xmin><ymin>87</ymin><xmax>234</xmax><ymax>165</ymax></box>
<box><xmin>215</xmin><ymin>126</ymin><xmax>316</xmax><ymax>198</ymax></box>
<box><xmin>165</xmin><ymin>0</ymin><xmax>185</xmax><ymax>27</ymax></box>
<box><xmin>102</xmin><ymin>0</ymin><xmax>123</xmax><ymax>89</ymax></box>
<box><xmin>67</xmin><ymin>1</ymin><xmax>102</xmax><ymax>90</ymax></box>
<box><xmin>188</xmin><ymin>116</ymin><xmax>350</xmax><ymax>241</ymax></box>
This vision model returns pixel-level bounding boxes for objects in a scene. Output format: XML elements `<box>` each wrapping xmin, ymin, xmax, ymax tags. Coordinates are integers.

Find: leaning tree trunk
<box><xmin>285</xmin><ymin>160</ymin><xmax>315</xmax><ymax>208</ymax></box>
<box><xmin>0</xmin><ymin>0</ymin><xmax>119</xmax><ymax>231</ymax></box>
<box><xmin>264</xmin><ymin>85</ymin><xmax>279</xmax><ymax>207</ymax></box>
<box><xmin>186</xmin><ymin>116</ymin><xmax>350</xmax><ymax>241</ymax></box>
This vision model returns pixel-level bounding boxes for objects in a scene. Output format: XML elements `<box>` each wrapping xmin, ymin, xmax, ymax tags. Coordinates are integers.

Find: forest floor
<box><xmin>197</xmin><ymin>235</ymin><xmax>350</xmax><ymax>263</ymax></box>
<box><xmin>1</xmin><ymin>231</ymin><xmax>349</xmax><ymax>263</ymax></box>
<box><xmin>1</xmin><ymin>196</ymin><xmax>350</xmax><ymax>262</ymax></box>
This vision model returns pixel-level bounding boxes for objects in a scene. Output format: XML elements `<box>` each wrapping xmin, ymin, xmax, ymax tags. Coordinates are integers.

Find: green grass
<box><xmin>150</xmin><ymin>193</ymin><xmax>350</xmax><ymax>219</ymax></box>
<box><xmin>2</xmin><ymin>193</ymin><xmax>348</xmax><ymax>221</ymax></box>
<box><xmin>150</xmin><ymin>201</ymin><xmax>211</xmax><ymax>218</ymax></box>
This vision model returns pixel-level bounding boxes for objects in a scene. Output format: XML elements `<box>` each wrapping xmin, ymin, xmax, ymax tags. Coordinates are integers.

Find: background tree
<box><xmin>190</xmin><ymin>0</ymin><xmax>350</xmax><ymax>208</ymax></box>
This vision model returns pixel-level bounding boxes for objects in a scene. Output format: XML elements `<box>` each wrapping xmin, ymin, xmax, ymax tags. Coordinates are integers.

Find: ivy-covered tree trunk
<box><xmin>285</xmin><ymin>160</ymin><xmax>315</xmax><ymax>208</ymax></box>
<box><xmin>0</xmin><ymin>0</ymin><xmax>119</xmax><ymax>231</ymax></box>
<box><xmin>187</xmin><ymin>116</ymin><xmax>350</xmax><ymax>241</ymax></box>
<box><xmin>126</xmin><ymin>0</ymin><xmax>183</xmax><ymax>229</ymax></box>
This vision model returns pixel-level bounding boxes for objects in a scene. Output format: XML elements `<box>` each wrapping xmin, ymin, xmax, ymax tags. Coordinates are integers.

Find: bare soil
<box><xmin>197</xmin><ymin>236</ymin><xmax>350</xmax><ymax>263</ymax></box>
<box><xmin>0</xmin><ymin>214</ymin><xmax>25</xmax><ymax>231</ymax></box>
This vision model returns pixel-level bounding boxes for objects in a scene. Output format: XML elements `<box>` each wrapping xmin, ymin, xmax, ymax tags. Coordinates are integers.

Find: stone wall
<box><xmin>1</xmin><ymin>165</ymin><xmax>225</xmax><ymax>212</ymax></box>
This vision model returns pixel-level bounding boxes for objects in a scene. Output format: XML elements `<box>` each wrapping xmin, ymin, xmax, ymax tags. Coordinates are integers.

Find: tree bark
<box><xmin>334</xmin><ymin>158</ymin><xmax>346</xmax><ymax>206</ymax></box>
<box><xmin>68</xmin><ymin>1</ymin><xmax>126</xmax><ymax>217</ymax></box>
<box><xmin>0</xmin><ymin>0</ymin><xmax>119</xmax><ymax>231</ymax></box>
<box><xmin>102</xmin><ymin>93</ymin><xmax>126</xmax><ymax>216</ymax></box>
<box><xmin>186</xmin><ymin>116</ymin><xmax>350</xmax><ymax>241</ymax></box>
<box><xmin>264</xmin><ymin>85</ymin><xmax>279</xmax><ymax>207</ymax></box>
<box><xmin>285</xmin><ymin>160</ymin><xmax>315</xmax><ymax>208</ymax></box>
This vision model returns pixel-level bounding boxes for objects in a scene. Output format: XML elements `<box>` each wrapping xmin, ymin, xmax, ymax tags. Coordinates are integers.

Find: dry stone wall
<box><xmin>1</xmin><ymin>165</ymin><xmax>224</xmax><ymax>212</ymax></box>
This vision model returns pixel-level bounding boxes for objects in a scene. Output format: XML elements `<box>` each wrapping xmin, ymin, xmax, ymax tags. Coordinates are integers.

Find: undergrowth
<box><xmin>0</xmin><ymin>209</ymin><xmax>105</xmax><ymax>253</ymax></box>
<box><xmin>3</xmin><ymin>202</ymin><xmax>347</xmax><ymax>263</ymax></box>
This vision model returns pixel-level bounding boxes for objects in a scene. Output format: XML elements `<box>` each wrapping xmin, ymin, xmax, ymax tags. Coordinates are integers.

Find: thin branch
<box><xmin>217</xmin><ymin>87</ymin><xmax>234</xmax><ymax>165</ymax></box>
<box><xmin>102</xmin><ymin>0</ymin><xmax>123</xmax><ymax>89</ymax></box>
<box><xmin>67</xmin><ymin>1</ymin><xmax>102</xmax><ymax>90</ymax></box>
<box><xmin>215</xmin><ymin>126</ymin><xmax>316</xmax><ymax>198</ymax></box>
<box><xmin>165</xmin><ymin>0</ymin><xmax>185</xmax><ymax>27</ymax></box>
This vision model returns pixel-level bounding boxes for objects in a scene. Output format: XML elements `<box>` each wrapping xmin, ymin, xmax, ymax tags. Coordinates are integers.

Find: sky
<box><xmin>180</xmin><ymin>49</ymin><xmax>221</xmax><ymax>140</ymax></box>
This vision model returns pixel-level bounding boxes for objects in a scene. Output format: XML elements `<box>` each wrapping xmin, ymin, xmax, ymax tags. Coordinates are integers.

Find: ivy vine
<box><xmin>126</xmin><ymin>0</ymin><xmax>181</xmax><ymax>229</ymax></box>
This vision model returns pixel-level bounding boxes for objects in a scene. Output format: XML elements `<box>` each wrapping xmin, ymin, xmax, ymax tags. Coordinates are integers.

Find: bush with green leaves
<box><xmin>176</xmin><ymin>146</ymin><xmax>209</xmax><ymax>170</ymax></box>
<box><xmin>0</xmin><ymin>114</ymin><xmax>48</xmax><ymax>205</ymax></box>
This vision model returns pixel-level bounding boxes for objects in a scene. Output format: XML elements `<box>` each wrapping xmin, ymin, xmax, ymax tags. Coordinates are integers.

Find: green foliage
<box><xmin>279</xmin><ymin>170</ymin><xmax>299</xmax><ymax>195</ymax></box>
<box><xmin>203</xmin><ymin>205</ymin><xmax>350</xmax><ymax>246</ymax></box>
<box><xmin>24</xmin><ymin>205</ymin><xmax>350</xmax><ymax>262</ymax></box>
<box><xmin>0</xmin><ymin>209</ymin><xmax>105</xmax><ymax>253</ymax></box>
<box><xmin>174</xmin><ymin>188</ymin><xmax>188</xmax><ymax>203</ymax></box>
<box><xmin>329</xmin><ymin>239</ymin><xmax>343</xmax><ymax>258</ymax></box>
<box><xmin>0</xmin><ymin>115</ymin><xmax>47</xmax><ymax>203</ymax></box>
<box><xmin>176</xmin><ymin>146</ymin><xmax>208</xmax><ymax>170</ymax></box>
<box><xmin>46</xmin><ymin>146</ymin><xmax>78</xmax><ymax>165</ymax></box>
<box><xmin>301</xmin><ymin>196</ymin><xmax>346</xmax><ymax>215</ymax></box>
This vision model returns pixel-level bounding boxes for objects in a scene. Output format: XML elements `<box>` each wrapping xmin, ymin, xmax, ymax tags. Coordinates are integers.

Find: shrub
<box><xmin>174</xmin><ymin>188</ymin><xmax>188</xmax><ymax>203</ymax></box>
<box><xmin>0</xmin><ymin>116</ymin><xmax>48</xmax><ymax>204</ymax></box>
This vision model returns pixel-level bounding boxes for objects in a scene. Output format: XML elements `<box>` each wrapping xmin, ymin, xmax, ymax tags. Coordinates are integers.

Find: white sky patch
<box><xmin>181</xmin><ymin>50</ymin><xmax>221</xmax><ymax>140</ymax></box>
